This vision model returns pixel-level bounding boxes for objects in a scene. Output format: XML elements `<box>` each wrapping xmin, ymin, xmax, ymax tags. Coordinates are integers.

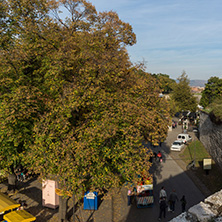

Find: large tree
<box><xmin>171</xmin><ymin>71</ymin><xmax>197</xmax><ymax>112</ymax></box>
<box><xmin>0</xmin><ymin>0</ymin><xmax>170</xmax><ymax>199</ymax></box>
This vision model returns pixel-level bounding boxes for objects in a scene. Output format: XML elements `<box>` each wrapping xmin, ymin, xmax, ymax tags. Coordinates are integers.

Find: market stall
<box><xmin>136</xmin><ymin>176</ymin><xmax>154</xmax><ymax>208</ymax></box>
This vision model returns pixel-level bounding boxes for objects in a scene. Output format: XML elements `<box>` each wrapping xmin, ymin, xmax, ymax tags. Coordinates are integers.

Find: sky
<box><xmin>85</xmin><ymin>0</ymin><xmax>222</xmax><ymax>80</ymax></box>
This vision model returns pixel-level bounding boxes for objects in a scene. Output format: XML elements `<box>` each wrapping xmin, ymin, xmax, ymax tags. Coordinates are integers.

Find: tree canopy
<box><xmin>0</xmin><ymin>0</ymin><xmax>170</xmax><ymax>194</ymax></box>
<box><xmin>170</xmin><ymin>71</ymin><xmax>197</xmax><ymax>113</ymax></box>
<box><xmin>200</xmin><ymin>76</ymin><xmax>222</xmax><ymax>124</ymax></box>
<box><xmin>200</xmin><ymin>76</ymin><xmax>222</xmax><ymax>108</ymax></box>
<box><xmin>152</xmin><ymin>73</ymin><xmax>176</xmax><ymax>94</ymax></box>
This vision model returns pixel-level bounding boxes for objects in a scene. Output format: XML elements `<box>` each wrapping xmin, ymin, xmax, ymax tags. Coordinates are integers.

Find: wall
<box><xmin>199</xmin><ymin>111</ymin><xmax>222</xmax><ymax>170</ymax></box>
<box><xmin>170</xmin><ymin>112</ymin><xmax>222</xmax><ymax>222</ymax></box>
<box><xmin>170</xmin><ymin>189</ymin><xmax>222</xmax><ymax>222</ymax></box>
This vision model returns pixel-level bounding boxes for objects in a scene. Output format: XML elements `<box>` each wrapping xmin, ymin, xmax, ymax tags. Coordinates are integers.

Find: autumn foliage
<box><xmin>0</xmin><ymin>0</ymin><xmax>170</xmax><ymax>194</ymax></box>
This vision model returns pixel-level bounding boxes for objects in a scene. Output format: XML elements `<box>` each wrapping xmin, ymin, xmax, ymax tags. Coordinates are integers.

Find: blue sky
<box><xmin>86</xmin><ymin>0</ymin><xmax>222</xmax><ymax>80</ymax></box>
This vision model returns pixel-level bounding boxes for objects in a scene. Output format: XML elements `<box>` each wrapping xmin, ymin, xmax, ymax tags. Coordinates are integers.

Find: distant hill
<box><xmin>190</xmin><ymin>80</ymin><xmax>207</xmax><ymax>87</ymax></box>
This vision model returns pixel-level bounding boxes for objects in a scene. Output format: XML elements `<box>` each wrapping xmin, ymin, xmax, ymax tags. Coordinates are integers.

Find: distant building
<box><xmin>190</xmin><ymin>86</ymin><xmax>204</xmax><ymax>93</ymax></box>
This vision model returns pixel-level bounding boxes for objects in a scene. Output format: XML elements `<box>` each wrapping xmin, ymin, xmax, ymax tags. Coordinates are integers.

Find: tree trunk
<box><xmin>8</xmin><ymin>173</ymin><xmax>17</xmax><ymax>192</ymax></box>
<box><xmin>59</xmin><ymin>196</ymin><xmax>69</xmax><ymax>222</ymax></box>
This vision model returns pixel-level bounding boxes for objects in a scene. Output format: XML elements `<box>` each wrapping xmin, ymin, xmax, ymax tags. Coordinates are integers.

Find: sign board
<box><xmin>142</xmin><ymin>184</ymin><xmax>153</xmax><ymax>191</ymax></box>
<box><xmin>137</xmin><ymin>184</ymin><xmax>153</xmax><ymax>193</ymax></box>
<box><xmin>203</xmin><ymin>158</ymin><xmax>212</xmax><ymax>170</ymax></box>
<box><xmin>83</xmin><ymin>191</ymin><xmax>98</xmax><ymax>210</ymax></box>
<box><xmin>85</xmin><ymin>192</ymin><xmax>96</xmax><ymax>199</ymax></box>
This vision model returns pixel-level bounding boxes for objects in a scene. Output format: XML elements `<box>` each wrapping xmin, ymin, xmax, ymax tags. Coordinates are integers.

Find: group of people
<box><xmin>8</xmin><ymin>165</ymin><xmax>32</xmax><ymax>193</ymax></box>
<box><xmin>158</xmin><ymin>186</ymin><xmax>187</xmax><ymax>221</ymax></box>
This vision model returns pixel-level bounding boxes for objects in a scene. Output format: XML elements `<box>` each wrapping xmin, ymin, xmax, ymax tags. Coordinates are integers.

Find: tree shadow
<box><xmin>12</xmin><ymin>180</ymin><xmax>57</xmax><ymax>222</ymax></box>
<box><xmin>67</xmin><ymin>191</ymin><xmax>106</xmax><ymax>222</ymax></box>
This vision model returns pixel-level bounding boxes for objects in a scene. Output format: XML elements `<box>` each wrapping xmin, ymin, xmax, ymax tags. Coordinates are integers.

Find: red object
<box><xmin>157</xmin><ymin>152</ymin><xmax>162</xmax><ymax>158</ymax></box>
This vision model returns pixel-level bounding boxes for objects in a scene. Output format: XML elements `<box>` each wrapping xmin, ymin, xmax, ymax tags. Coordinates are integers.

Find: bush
<box><xmin>209</xmin><ymin>98</ymin><xmax>222</xmax><ymax>125</ymax></box>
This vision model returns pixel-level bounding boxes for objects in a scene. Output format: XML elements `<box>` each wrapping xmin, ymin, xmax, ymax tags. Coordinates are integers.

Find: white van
<box><xmin>177</xmin><ymin>133</ymin><xmax>192</xmax><ymax>144</ymax></box>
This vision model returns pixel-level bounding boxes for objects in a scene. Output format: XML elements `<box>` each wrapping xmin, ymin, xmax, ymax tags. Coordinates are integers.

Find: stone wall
<box><xmin>199</xmin><ymin>111</ymin><xmax>222</xmax><ymax>170</ymax></box>
<box><xmin>169</xmin><ymin>112</ymin><xmax>222</xmax><ymax>222</ymax></box>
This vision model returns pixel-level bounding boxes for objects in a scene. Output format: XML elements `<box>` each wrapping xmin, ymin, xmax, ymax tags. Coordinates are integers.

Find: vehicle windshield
<box><xmin>173</xmin><ymin>142</ymin><xmax>182</xmax><ymax>145</ymax></box>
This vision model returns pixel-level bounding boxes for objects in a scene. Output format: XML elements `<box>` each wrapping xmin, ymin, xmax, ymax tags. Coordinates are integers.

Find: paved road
<box><xmin>0</xmin><ymin>124</ymin><xmax>205</xmax><ymax>222</ymax></box>
<box><xmin>122</xmin><ymin>124</ymin><xmax>205</xmax><ymax>222</ymax></box>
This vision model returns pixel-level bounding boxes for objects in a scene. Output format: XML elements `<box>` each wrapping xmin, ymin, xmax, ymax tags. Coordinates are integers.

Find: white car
<box><xmin>170</xmin><ymin>140</ymin><xmax>185</xmax><ymax>151</ymax></box>
<box><xmin>177</xmin><ymin>133</ymin><xmax>192</xmax><ymax>144</ymax></box>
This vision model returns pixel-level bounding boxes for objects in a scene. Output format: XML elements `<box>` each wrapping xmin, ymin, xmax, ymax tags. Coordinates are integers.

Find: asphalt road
<box><xmin>0</xmin><ymin>123</ymin><xmax>205</xmax><ymax>222</ymax></box>
<box><xmin>123</xmin><ymin>124</ymin><xmax>205</xmax><ymax>222</ymax></box>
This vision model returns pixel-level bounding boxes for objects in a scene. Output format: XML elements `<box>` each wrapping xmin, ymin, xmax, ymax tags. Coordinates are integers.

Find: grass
<box><xmin>180</xmin><ymin>140</ymin><xmax>211</xmax><ymax>165</ymax></box>
<box><xmin>179</xmin><ymin>140</ymin><xmax>222</xmax><ymax>193</ymax></box>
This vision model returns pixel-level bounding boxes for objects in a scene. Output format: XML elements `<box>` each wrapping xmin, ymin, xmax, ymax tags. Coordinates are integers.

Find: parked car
<box><xmin>177</xmin><ymin>133</ymin><xmax>192</xmax><ymax>144</ymax></box>
<box><xmin>193</xmin><ymin>127</ymin><xmax>199</xmax><ymax>133</ymax></box>
<box><xmin>170</xmin><ymin>140</ymin><xmax>185</xmax><ymax>151</ymax></box>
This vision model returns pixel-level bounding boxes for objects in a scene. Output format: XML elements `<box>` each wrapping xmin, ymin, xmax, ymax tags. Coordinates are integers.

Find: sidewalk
<box><xmin>0</xmin><ymin>177</ymin><xmax>113</xmax><ymax>222</ymax></box>
<box><xmin>0</xmin><ymin>124</ymin><xmax>211</xmax><ymax>222</ymax></box>
<box><xmin>0</xmin><ymin>177</ymin><xmax>59</xmax><ymax>222</ymax></box>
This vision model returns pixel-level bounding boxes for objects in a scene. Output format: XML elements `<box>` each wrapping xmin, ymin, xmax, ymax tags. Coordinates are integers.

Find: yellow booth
<box><xmin>3</xmin><ymin>210</ymin><xmax>36</xmax><ymax>222</ymax></box>
<box><xmin>0</xmin><ymin>192</ymin><xmax>20</xmax><ymax>219</ymax></box>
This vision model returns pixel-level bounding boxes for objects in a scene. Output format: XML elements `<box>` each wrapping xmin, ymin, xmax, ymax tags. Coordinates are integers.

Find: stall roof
<box><xmin>3</xmin><ymin>210</ymin><xmax>36</xmax><ymax>222</ymax></box>
<box><xmin>0</xmin><ymin>192</ymin><xmax>20</xmax><ymax>213</ymax></box>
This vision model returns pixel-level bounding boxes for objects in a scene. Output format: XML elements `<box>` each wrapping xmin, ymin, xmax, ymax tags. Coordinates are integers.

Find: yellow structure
<box><xmin>3</xmin><ymin>210</ymin><xmax>36</xmax><ymax>222</ymax></box>
<box><xmin>0</xmin><ymin>192</ymin><xmax>20</xmax><ymax>213</ymax></box>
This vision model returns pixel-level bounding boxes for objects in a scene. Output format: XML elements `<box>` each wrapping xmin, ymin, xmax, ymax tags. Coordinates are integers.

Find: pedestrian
<box><xmin>168</xmin><ymin>189</ymin><xmax>179</xmax><ymax>213</ymax></box>
<box><xmin>159</xmin><ymin>186</ymin><xmax>167</xmax><ymax>200</ymax></box>
<box><xmin>157</xmin><ymin>151</ymin><xmax>162</xmax><ymax>162</ymax></box>
<box><xmin>159</xmin><ymin>197</ymin><xmax>167</xmax><ymax>221</ymax></box>
<box><xmin>18</xmin><ymin>200</ymin><xmax>27</xmax><ymax>210</ymax></box>
<box><xmin>153</xmin><ymin>152</ymin><xmax>157</xmax><ymax>160</ymax></box>
<box><xmin>127</xmin><ymin>188</ymin><xmax>132</xmax><ymax>206</ymax></box>
<box><xmin>180</xmin><ymin>195</ymin><xmax>187</xmax><ymax>212</ymax></box>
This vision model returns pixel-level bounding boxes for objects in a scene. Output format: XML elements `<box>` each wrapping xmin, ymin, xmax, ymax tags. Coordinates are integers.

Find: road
<box><xmin>123</xmin><ymin>124</ymin><xmax>205</xmax><ymax>222</ymax></box>
<box><xmin>0</xmin><ymin>123</ymin><xmax>205</xmax><ymax>222</ymax></box>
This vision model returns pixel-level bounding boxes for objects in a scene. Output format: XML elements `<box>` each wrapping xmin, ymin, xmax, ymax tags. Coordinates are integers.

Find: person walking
<box><xmin>157</xmin><ymin>151</ymin><xmax>163</xmax><ymax>162</ymax></box>
<box><xmin>168</xmin><ymin>189</ymin><xmax>179</xmax><ymax>213</ymax></box>
<box><xmin>159</xmin><ymin>186</ymin><xmax>167</xmax><ymax>200</ymax></box>
<box><xmin>127</xmin><ymin>188</ymin><xmax>132</xmax><ymax>206</ymax></box>
<box><xmin>158</xmin><ymin>197</ymin><xmax>167</xmax><ymax>221</ymax></box>
<box><xmin>180</xmin><ymin>195</ymin><xmax>187</xmax><ymax>213</ymax></box>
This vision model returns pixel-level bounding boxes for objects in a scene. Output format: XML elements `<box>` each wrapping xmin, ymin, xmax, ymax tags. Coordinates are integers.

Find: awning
<box><xmin>3</xmin><ymin>210</ymin><xmax>36</xmax><ymax>222</ymax></box>
<box><xmin>0</xmin><ymin>192</ymin><xmax>20</xmax><ymax>213</ymax></box>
